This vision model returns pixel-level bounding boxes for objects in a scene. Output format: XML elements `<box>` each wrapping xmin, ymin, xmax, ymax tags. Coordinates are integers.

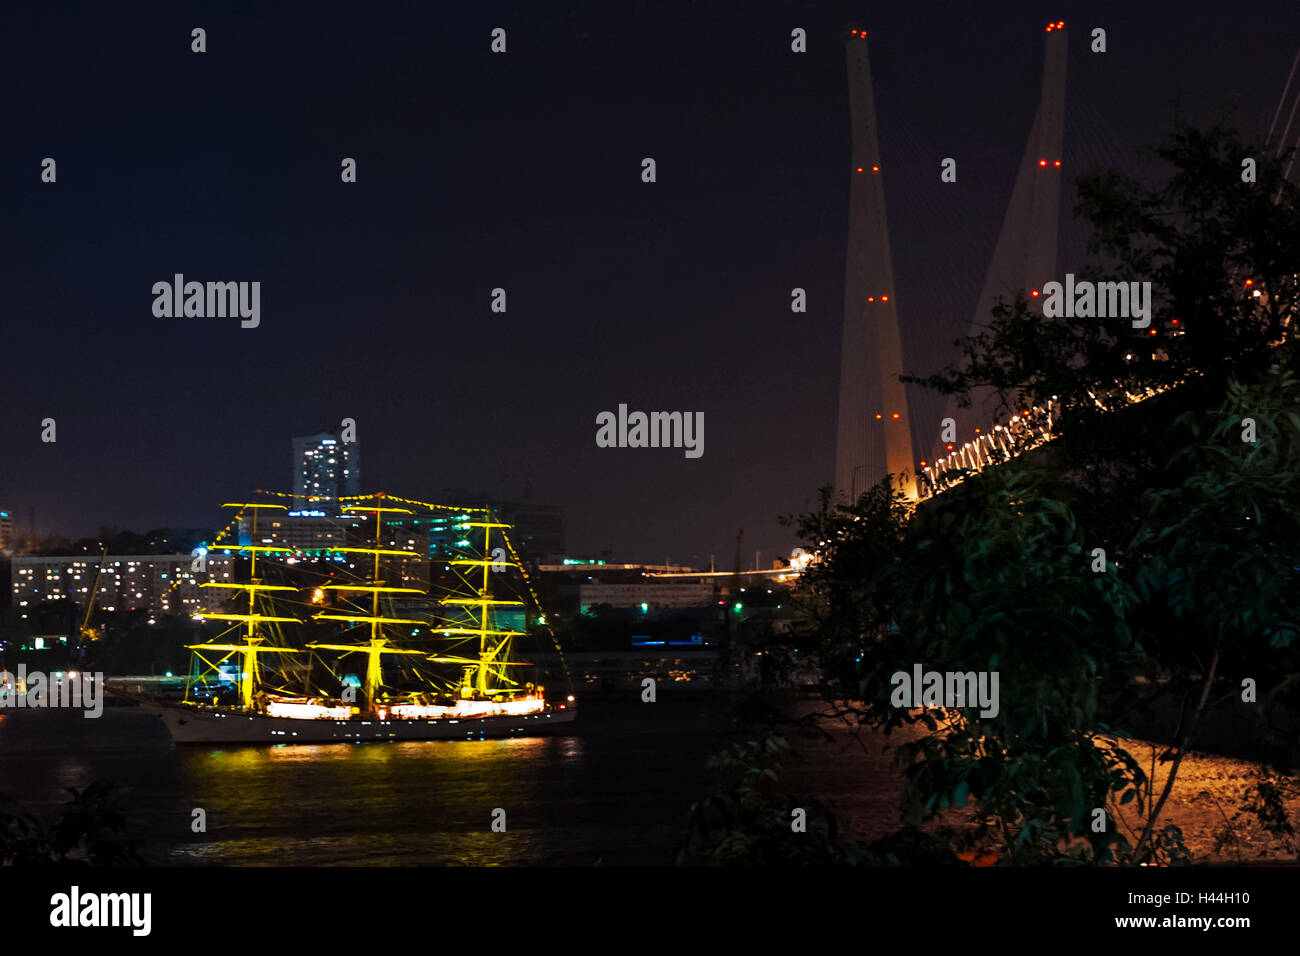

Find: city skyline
<box><xmin>1</xmin><ymin>2</ymin><xmax>1293</xmax><ymax>565</ymax></box>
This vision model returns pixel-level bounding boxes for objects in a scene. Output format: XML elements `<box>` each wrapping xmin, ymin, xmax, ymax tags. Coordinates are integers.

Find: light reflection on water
<box><xmin>0</xmin><ymin>698</ymin><xmax>720</xmax><ymax>866</ymax></box>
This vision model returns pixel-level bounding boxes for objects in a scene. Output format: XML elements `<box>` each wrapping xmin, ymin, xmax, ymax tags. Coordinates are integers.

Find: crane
<box><xmin>77</xmin><ymin>548</ymin><xmax>109</xmax><ymax>651</ymax></box>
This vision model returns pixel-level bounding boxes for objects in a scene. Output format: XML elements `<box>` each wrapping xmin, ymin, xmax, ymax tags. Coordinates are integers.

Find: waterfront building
<box><xmin>11</xmin><ymin>553</ymin><xmax>236</xmax><ymax>620</ymax></box>
<box><xmin>293</xmin><ymin>432</ymin><xmax>360</xmax><ymax>509</ymax></box>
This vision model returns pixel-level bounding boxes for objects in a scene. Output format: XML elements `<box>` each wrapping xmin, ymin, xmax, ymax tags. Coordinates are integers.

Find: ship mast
<box><xmin>306</xmin><ymin>500</ymin><xmax>426</xmax><ymax>716</ymax></box>
<box><xmin>190</xmin><ymin>503</ymin><xmax>303</xmax><ymax>709</ymax></box>
<box><xmin>442</xmin><ymin>516</ymin><xmax>526</xmax><ymax>697</ymax></box>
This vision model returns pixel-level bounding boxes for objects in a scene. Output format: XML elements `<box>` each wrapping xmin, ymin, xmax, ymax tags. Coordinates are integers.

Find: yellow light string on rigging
<box><xmin>183</xmin><ymin>492</ymin><xmax>566</xmax><ymax>701</ymax></box>
<box><xmin>500</xmin><ymin>526</ymin><xmax>574</xmax><ymax>699</ymax></box>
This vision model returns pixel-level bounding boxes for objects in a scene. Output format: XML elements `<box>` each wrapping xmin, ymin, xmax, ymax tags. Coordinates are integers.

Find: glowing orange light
<box><xmin>871</xmin><ymin>165</ymin><xmax>880</xmax><ymax>173</ymax></box>
<box><xmin>920</xmin><ymin>460</ymin><xmax>928</xmax><ymax>467</ymax></box>
<box><xmin>1031</xmin><ymin>289</ymin><xmax>1040</xmax><ymax>297</ymax></box>
<box><xmin>1023</xmin><ymin>410</ymin><xmax>1030</xmax><ymax>416</ymax></box>
<box><xmin>891</xmin><ymin>412</ymin><xmax>900</xmax><ymax>420</ymax></box>
<box><xmin>875</xmin><ymin>414</ymin><xmax>883</xmax><ymax>420</ymax></box>
<box><xmin>1053</xmin><ymin>160</ymin><xmax>1061</xmax><ymax>167</ymax></box>
<box><xmin>857</xmin><ymin>166</ymin><xmax>863</xmax><ymax>172</ymax></box>
<box><xmin>1245</xmin><ymin>279</ymin><xmax>1254</xmax><ymax>286</ymax></box>
<box><xmin>1171</xmin><ymin>319</ymin><xmax>1179</xmax><ymax>325</ymax></box>
<box><xmin>1149</xmin><ymin>329</ymin><xmax>1157</xmax><ymax>336</ymax></box>
<box><xmin>974</xmin><ymin>427</ymin><xmax>981</xmax><ymax>434</ymax></box>
<box><xmin>946</xmin><ymin>443</ymin><xmax>954</xmax><ymax>451</ymax></box>
<box><xmin>867</xmin><ymin>296</ymin><xmax>875</xmax><ymax>302</ymax></box>
<box><xmin>1038</xmin><ymin>159</ymin><xmax>1048</xmax><ymax>167</ymax></box>
<box><xmin>881</xmin><ymin>294</ymin><xmax>889</xmax><ymax>301</ymax></box>
<box><xmin>1058</xmin><ymin>21</ymin><xmax>1064</xmax><ymax>28</ymax></box>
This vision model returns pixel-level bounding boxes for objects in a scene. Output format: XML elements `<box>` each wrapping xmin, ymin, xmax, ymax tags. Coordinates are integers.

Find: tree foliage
<box><xmin>755</xmin><ymin>119</ymin><xmax>1300</xmax><ymax>865</ymax></box>
<box><xmin>0</xmin><ymin>783</ymin><xmax>142</xmax><ymax>866</ymax></box>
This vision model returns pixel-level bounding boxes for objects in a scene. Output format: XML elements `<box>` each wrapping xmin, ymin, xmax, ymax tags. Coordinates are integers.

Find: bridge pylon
<box><xmin>834</xmin><ymin>25</ymin><xmax>917</xmax><ymax>503</ymax></box>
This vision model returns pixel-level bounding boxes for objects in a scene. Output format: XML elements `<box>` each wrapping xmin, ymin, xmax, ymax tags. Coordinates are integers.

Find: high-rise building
<box><xmin>0</xmin><ymin>508</ymin><xmax>12</xmax><ymax>551</ymax></box>
<box><xmin>432</xmin><ymin>489</ymin><xmax>565</xmax><ymax>566</ymax></box>
<box><xmin>292</xmin><ymin>432</ymin><xmax>360</xmax><ymax>509</ymax></box>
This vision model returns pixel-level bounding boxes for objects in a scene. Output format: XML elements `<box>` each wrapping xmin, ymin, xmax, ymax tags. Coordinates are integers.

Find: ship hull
<box><xmin>149</xmin><ymin>702</ymin><xmax>577</xmax><ymax>745</ymax></box>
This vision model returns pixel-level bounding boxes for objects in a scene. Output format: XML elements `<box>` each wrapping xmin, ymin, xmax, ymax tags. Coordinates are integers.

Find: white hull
<box><xmin>149</xmin><ymin>702</ymin><xmax>577</xmax><ymax>745</ymax></box>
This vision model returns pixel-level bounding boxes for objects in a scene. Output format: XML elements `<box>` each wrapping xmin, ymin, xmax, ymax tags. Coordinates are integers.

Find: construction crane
<box><xmin>77</xmin><ymin>548</ymin><xmax>109</xmax><ymax>651</ymax></box>
<box><xmin>731</xmin><ymin>529</ymin><xmax>744</xmax><ymax>600</ymax></box>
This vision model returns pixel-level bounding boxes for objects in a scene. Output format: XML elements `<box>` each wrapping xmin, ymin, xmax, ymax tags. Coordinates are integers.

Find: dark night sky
<box><xmin>1</xmin><ymin>1</ymin><xmax>1296</xmax><ymax>565</ymax></box>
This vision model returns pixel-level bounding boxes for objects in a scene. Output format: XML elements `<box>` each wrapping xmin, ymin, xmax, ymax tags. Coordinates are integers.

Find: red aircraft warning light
<box><xmin>871</xmin><ymin>165</ymin><xmax>880</xmax><ymax>173</ymax></box>
<box><xmin>875</xmin><ymin>413</ymin><xmax>883</xmax><ymax>420</ymax></box>
<box><xmin>1053</xmin><ymin>160</ymin><xmax>1062</xmax><ymax>167</ymax></box>
<box><xmin>1038</xmin><ymin>159</ymin><xmax>1048</xmax><ymax>167</ymax></box>
<box><xmin>881</xmin><ymin>295</ymin><xmax>889</xmax><ymax>302</ymax></box>
<box><xmin>1031</xmin><ymin>289</ymin><xmax>1040</xmax><ymax>297</ymax></box>
<box><xmin>891</xmin><ymin>412</ymin><xmax>900</xmax><ymax>420</ymax></box>
<box><xmin>1245</xmin><ymin>279</ymin><xmax>1254</xmax><ymax>287</ymax></box>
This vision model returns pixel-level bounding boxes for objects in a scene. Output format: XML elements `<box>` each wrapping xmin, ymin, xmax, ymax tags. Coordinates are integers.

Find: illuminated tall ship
<box><xmin>152</xmin><ymin>494</ymin><xmax>576</xmax><ymax>744</ymax></box>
